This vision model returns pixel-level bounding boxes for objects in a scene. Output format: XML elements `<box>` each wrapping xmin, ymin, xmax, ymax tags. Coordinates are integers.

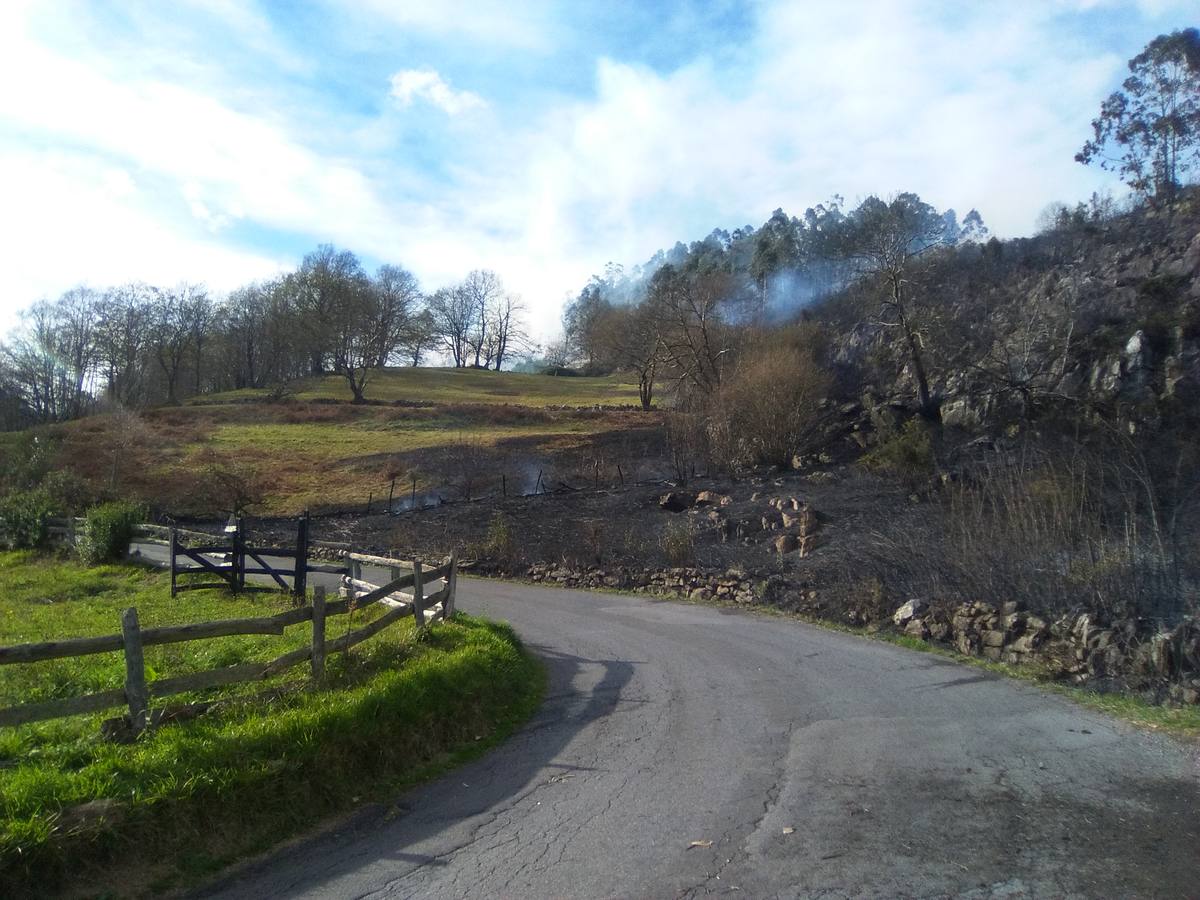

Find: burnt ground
<box><xmin>232</xmin><ymin>462</ymin><xmax>923</xmax><ymax>623</ymax></box>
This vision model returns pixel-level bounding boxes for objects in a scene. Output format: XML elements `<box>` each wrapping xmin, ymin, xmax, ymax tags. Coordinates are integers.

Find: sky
<box><xmin>0</xmin><ymin>0</ymin><xmax>1193</xmax><ymax>341</ymax></box>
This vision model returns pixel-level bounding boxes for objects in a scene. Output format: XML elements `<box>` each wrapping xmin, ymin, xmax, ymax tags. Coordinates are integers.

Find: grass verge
<box><xmin>0</xmin><ymin>554</ymin><xmax>544</xmax><ymax>897</ymax></box>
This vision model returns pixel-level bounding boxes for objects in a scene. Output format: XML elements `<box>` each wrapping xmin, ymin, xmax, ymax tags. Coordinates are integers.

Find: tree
<box><xmin>646</xmin><ymin>265</ymin><xmax>737</xmax><ymax>396</ymax></box>
<box><xmin>1077</xmin><ymin>28</ymin><xmax>1200</xmax><ymax>201</ymax></box>
<box><xmin>289</xmin><ymin>245</ymin><xmax>368</xmax><ymax>374</ymax></box>
<box><xmin>96</xmin><ymin>284</ymin><xmax>153</xmax><ymax>406</ymax></box>
<box><xmin>151</xmin><ymin>284</ymin><xmax>207</xmax><ymax>406</ymax></box>
<box><xmin>371</xmin><ymin>264</ymin><xmax>423</xmax><ymax>366</ymax></box>
<box><xmin>427</xmin><ymin>286</ymin><xmax>474</xmax><ymax>367</ymax></box>
<box><xmin>459</xmin><ymin>269</ymin><xmax>505</xmax><ymax>368</ymax></box>
<box><xmin>596</xmin><ymin>302</ymin><xmax>660</xmax><ymax>410</ymax></box>
<box><xmin>838</xmin><ymin>193</ymin><xmax>947</xmax><ymax>418</ymax></box>
<box><xmin>489</xmin><ymin>294</ymin><xmax>529</xmax><ymax>371</ymax></box>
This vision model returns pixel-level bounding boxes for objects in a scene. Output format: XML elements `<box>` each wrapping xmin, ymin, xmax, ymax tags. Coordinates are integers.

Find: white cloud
<box><xmin>0</xmin><ymin>149</ymin><xmax>287</xmax><ymax>334</ymax></box>
<box><xmin>0</xmin><ymin>0</ymin><xmax>1194</xmax><ymax>347</ymax></box>
<box><xmin>390</xmin><ymin>69</ymin><xmax>486</xmax><ymax>115</ymax></box>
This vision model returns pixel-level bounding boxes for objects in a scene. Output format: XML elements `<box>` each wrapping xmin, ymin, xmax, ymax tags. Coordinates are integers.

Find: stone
<box><xmin>695</xmin><ymin>490</ymin><xmax>731</xmax><ymax>507</ymax></box>
<box><xmin>1001</xmin><ymin>601</ymin><xmax>1021</xmax><ymax>615</ymax></box>
<box><xmin>773</xmin><ymin>534</ymin><xmax>799</xmax><ymax>555</ymax></box>
<box><xmin>982</xmin><ymin>629</ymin><xmax>1007</xmax><ymax>648</ymax></box>
<box><xmin>1009</xmin><ymin>634</ymin><xmax>1043</xmax><ymax>654</ymax></box>
<box><xmin>892</xmin><ymin>598</ymin><xmax>927</xmax><ymax>627</ymax></box>
<box><xmin>659</xmin><ymin>492</ymin><xmax>692</xmax><ymax>512</ymax></box>
<box><xmin>905</xmin><ymin>618</ymin><xmax>930</xmax><ymax>639</ymax></box>
<box><xmin>982</xmin><ymin>646</ymin><xmax>1003</xmax><ymax>661</ymax></box>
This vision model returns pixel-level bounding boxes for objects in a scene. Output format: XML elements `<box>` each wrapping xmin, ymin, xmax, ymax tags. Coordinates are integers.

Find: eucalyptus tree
<box><xmin>1077</xmin><ymin>28</ymin><xmax>1200</xmax><ymax>201</ymax></box>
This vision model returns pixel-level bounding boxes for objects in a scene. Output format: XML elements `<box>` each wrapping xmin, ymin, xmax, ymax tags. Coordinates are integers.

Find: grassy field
<box><xmin>203</xmin><ymin>367</ymin><xmax>647</xmax><ymax>407</ymax></box>
<box><xmin>30</xmin><ymin>367</ymin><xmax>661</xmax><ymax>517</ymax></box>
<box><xmin>0</xmin><ymin>552</ymin><xmax>543</xmax><ymax>896</ymax></box>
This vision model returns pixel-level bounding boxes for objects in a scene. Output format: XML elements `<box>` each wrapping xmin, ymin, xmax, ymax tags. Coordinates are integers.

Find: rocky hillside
<box><xmin>817</xmin><ymin>191</ymin><xmax>1200</xmax><ymax>434</ymax></box>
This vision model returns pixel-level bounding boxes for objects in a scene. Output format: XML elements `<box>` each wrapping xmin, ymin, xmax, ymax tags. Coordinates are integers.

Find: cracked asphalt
<box><xmin>194</xmin><ymin>576</ymin><xmax>1199</xmax><ymax>899</ymax></box>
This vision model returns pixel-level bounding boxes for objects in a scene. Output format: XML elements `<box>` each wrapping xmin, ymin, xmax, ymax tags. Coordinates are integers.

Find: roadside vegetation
<box><xmin>0</xmin><ymin>552</ymin><xmax>543</xmax><ymax>897</ymax></box>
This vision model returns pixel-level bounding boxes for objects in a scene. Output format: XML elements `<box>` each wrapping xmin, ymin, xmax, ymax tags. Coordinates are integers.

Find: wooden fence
<box><xmin>162</xmin><ymin>516</ymin><xmax>348</xmax><ymax>598</ymax></box>
<box><xmin>0</xmin><ymin>551</ymin><xmax>458</xmax><ymax>733</ymax></box>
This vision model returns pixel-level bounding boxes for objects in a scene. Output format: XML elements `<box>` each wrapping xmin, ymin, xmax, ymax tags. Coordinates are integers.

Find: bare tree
<box><xmin>838</xmin><ymin>193</ymin><xmax>946</xmax><ymax>418</ymax></box>
<box><xmin>646</xmin><ymin>265</ymin><xmax>736</xmax><ymax>396</ymax></box>
<box><xmin>490</xmin><ymin>294</ymin><xmax>529</xmax><ymax>371</ymax></box>
<box><xmin>150</xmin><ymin>283</ymin><xmax>207</xmax><ymax>406</ymax></box>
<box><xmin>459</xmin><ymin>269</ymin><xmax>505</xmax><ymax>368</ymax></box>
<box><xmin>427</xmin><ymin>285</ymin><xmax>475</xmax><ymax>367</ymax></box>
<box><xmin>596</xmin><ymin>303</ymin><xmax>660</xmax><ymax>410</ymax></box>
<box><xmin>371</xmin><ymin>264</ymin><xmax>423</xmax><ymax>366</ymax></box>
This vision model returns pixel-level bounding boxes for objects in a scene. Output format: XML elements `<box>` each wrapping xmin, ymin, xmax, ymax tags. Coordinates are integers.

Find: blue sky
<box><xmin>0</xmin><ymin>0</ymin><xmax>1193</xmax><ymax>339</ymax></box>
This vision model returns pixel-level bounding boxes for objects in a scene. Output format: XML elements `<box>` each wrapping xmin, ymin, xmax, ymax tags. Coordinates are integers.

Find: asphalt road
<box><xmin>168</xmin><ymin>553</ymin><xmax>1199</xmax><ymax>899</ymax></box>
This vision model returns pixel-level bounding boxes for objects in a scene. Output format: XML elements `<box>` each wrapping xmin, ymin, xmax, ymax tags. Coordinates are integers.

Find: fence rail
<box><xmin>0</xmin><ymin>551</ymin><xmax>458</xmax><ymax>731</ymax></box>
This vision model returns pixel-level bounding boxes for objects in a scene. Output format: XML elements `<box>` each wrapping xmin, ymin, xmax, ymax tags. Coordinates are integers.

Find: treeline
<box><xmin>0</xmin><ymin>246</ymin><xmax>528</xmax><ymax>428</ymax></box>
<box><xmin>560</xmin><ymin>192</ymin><xmax>988</xmax><ymax>415</ymax></box>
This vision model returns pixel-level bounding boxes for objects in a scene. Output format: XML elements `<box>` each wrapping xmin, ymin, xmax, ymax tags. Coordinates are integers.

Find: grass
<box><xmin>45</xmin><ymin>370</ymin><xmax>660</xmax><ymax>516</ymax></box>
<box><xmin>201</xmin><ymin>367</ymin><xmax>647</xmax><ymax>408</ymax></box>
<box><xmin>0</xmin><ymin>553</ymin><xmax>544</xmax><ymax>897</ymax></box>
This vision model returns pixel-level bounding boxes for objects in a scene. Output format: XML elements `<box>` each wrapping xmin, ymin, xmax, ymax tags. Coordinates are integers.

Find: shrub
<box><xmin>707</xmin><ymin>344</ymin><xmax>831</xmax><ymax>469</ymax></box>
<box><xmin>659</xmin><ymin>520</ymin><xmax>696</xmax><ymax>566</ymax></box>
<box><xmin>480</xmin><ymin>511</ymin><xmax>519</xmax><ymax>569</ymax></box>
<box><xmin>860</xmin><ymin>418</ymin><xmax>935</xmax><ymax>483</ymax></box>
<box><xmin>0</xmin><ymin>489</ymin><xmax>53</xmax><ymax>549</ymax></box>
<box><xmin>78</xmin><ymin>501</ymin><xmax>145</xmax><ymax>564</ymax></box>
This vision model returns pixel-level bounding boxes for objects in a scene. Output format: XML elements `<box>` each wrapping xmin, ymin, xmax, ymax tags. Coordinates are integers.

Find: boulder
<box><xmin>904</xmin><ymin>618</ymin><xmax>930</xmax><ymax>639</ymax></box>
<box><xmin>773</xmin><ymin>534</ymin><xmax>799</xmax><ymax>555</ymax></box>
<box><xmin>659</xmin><ymin>492</ymin><xmax>693</xmax><ymax>512</ymax></box>
<box><xmin>695</xmin><ymin>490</ymin><xmax>731</xmax><ymax>507</ymax></box>
<box><xmin>982</xmin><ymin>629</ymin><xmax>1007</xmax><ymax>648</ymax></box>
<box><xmin>892</xmin><ymin>598</ymin><xmax>927</xmax><ymax>627</ymax></box>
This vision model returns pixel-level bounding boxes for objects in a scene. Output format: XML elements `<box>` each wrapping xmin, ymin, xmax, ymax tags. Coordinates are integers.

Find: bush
<box><xmin>693</xmin><ymin>326</ymin><xmax>833</xmax><ymax>471</ymax></box>
<box><xmin>860</xmin><ymin>418</ymin><xmax>935</xmax><ymax>483</ymax></box>
<box><xmin>0</xmin><ymin>489</ymin><xmax>53</xmax><ymax>549</ymax></box>
<box><xmin>659</xmin><ymin>520</ymin><xmax>696</xmax><ymax>566</ymax></box>
<box><xmin>480</xmin><ymin>511</ymin><xmax>519</xmax><ymax>569</ymax></box>
<box><xmin>78</xmin><ymin>501</ymin><xmax>145</xmax><ymax>564</ymax></box>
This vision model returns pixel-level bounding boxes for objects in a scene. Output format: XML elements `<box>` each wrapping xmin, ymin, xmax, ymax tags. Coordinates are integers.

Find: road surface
<box><xmin>169</xmin><ymin>556</ymin><xmax>1197</xmax><ymax>898</ymax></box>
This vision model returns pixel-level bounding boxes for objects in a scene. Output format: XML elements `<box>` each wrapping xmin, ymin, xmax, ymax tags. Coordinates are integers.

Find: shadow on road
<box><xmin>193</xmin><ymin>641</ymin><xmax>636</xmax><ymax>898</ymax></box>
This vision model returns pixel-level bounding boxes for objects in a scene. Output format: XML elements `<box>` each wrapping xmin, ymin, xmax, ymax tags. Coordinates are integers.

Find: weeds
<box><xmin>660</xmin><ymin>520</ymin><xmax>696</xmax><ymax>566</ymax></box>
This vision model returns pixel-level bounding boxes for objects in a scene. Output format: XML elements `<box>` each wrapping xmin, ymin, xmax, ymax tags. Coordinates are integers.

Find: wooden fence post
<box><xmin>121</xmin><ymin>607</ymin><xmax>149</xmax><ymax>735</ymax></box>
<box><xmin>294</xmin><ymin>512</ymin><xmax>309</xmax><ymax>599</ymax></box>
<box><xmin>169</xmin><ymin>526</ymin><xmax>178</xmax><ymax>597</ymax></box>
<box><xmin>445</xmin><ymin>552</ymin><xmax>458</xmax><ymax>620</ymax></box>
<box><xmin>412</xmin><ymin>561</ymin><xmax>425</xmax><ymax>629</ymax></box>
<box><xmin>388</xmin><ymin>477</ymin><xmax>396</xmax><ymax>513</ymax></box>
<box><xmin>411</xmin><ymin>475</ymin><xmax>417</xmax><ymax>509</ymax></box>
<box><xmin>366</xmin><ymin>492</ymin><xmax>373</xmax><ymax>514</ymax></box>
<box><xmin>233</xmin><ymin>517</ymin><xmax>245</xmax><ymax>593</ymax></box>
<box><xmin>311</xmin><ymin>585</ymin><xmax>326</xmax><ymax>681</ymax></box>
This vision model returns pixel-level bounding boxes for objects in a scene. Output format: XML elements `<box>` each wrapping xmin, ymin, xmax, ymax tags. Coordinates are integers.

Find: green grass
<box><xmin>202</xmin><ymin>367</ymin><xmax>647</xmax><ymax>407</ymax></box>
<box><xmin>0</xmin><ymin>553</ymin><xmax>544</xmax><ymax>896</ymax></box>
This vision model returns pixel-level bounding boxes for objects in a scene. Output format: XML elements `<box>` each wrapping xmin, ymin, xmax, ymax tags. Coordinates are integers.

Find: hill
<box><xmin>0</xmin><ymin>368</ymin><xmax>659</xmax><ymax>517</ymax></box>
